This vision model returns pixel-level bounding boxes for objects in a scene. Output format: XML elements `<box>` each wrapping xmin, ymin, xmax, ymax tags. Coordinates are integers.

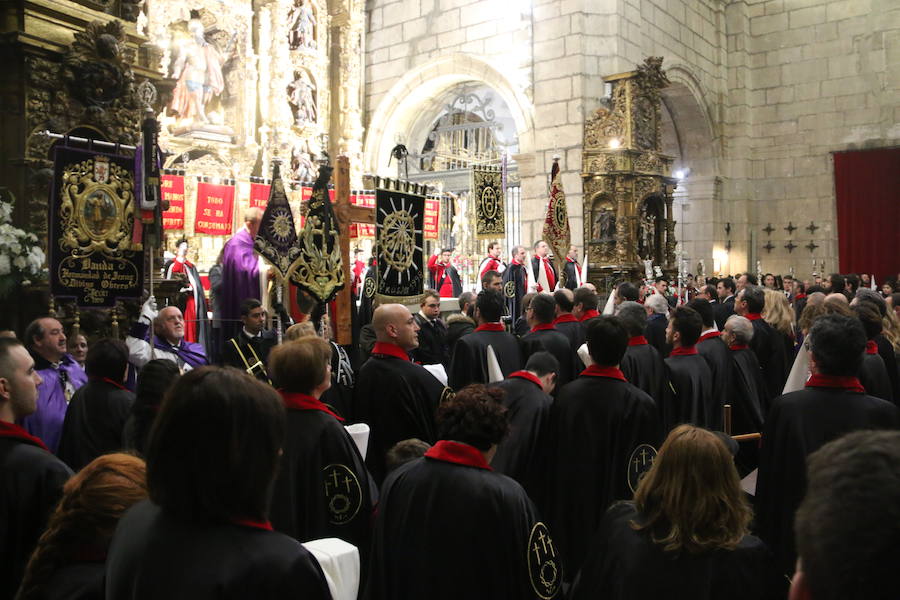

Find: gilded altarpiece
<box><xmin>582</xmin><ymin>57</ymin><xmax>678</xmax><ymax>280</ymax></box>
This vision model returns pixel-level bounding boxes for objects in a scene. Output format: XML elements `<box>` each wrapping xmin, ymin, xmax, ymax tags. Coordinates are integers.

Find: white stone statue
<box><xmin>170</xmin><ymin>19</ymin><xmax>225</xmax><ymax>125</ymax></box>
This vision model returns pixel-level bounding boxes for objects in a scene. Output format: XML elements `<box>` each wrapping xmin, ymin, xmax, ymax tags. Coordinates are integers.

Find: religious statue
<box><xmin>593</xmin><ymin>206</ymin><xmax>615</xmax><ymax>243</ymax></box>
<box><xmin>291</xmin><ymin>139</ymin><xmax>318</xmax><ymax>182</ymax></box>
<box><xmin>288</xmin><ymin>0</ymin><xmax>316</xmax><ymax>50</ymax></box>
<box><xmin>170</xmin><ymin>19</ymin><xmax>226</xmax><ymax>126</ymax></box>
<box><xmin>287</xmin><ymin>72</ymin><xmax>317</xmax><ymax>126</ymax></box>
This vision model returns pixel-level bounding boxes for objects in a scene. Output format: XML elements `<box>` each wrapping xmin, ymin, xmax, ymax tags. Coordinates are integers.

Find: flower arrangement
<box><xmin>0</xmin><ymin>201</ymin><xmax>47</xmax><ymax>298</ymax></box>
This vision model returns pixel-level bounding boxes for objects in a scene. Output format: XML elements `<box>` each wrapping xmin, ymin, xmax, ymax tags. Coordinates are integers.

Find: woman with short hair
<box><xmin>104</xmin><ymin>367</ymin><xmax>330</xmax><ymax>600</ymax></box>
<box><xmin>17</xmin><ymin>453</ymin><xmax>147</xmax><ymax>600</ymax></box>
<box><xmin>570</xmin><ymin>425</ymin><xmax>784</xmax><ymax>600</ymax></box>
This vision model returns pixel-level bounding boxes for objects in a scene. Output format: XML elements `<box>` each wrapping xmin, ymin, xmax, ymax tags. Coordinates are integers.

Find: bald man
<box><xmin>220</xmin><ymin>207</ymin><xmax>265</xmax><ymax>342</ymax></box>
<box><xmin>354</xmin><ymin>304</ymin><xmax>452</xmax><ymax>483</ymax></box>
<box><xmin>126</xmin><ymin>299</ymin><xmax>208</xmax><ymax>373</ymax></box>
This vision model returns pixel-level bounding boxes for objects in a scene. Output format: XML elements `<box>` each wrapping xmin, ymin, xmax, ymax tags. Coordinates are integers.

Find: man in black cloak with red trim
<box><xmin>662</xmin><ymin>306</ymin><xmax>715</xmax><ymax>431</ymax></box>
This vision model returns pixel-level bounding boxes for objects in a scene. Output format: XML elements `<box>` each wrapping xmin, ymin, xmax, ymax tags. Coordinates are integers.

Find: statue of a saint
<box><xmin>288</xmin><ymin>0</ymin><xmax>316</xmax><ymax>50</ymax></box>
<box><xmin>170</xmin><ymin>19</ymin><xmax>226</xmax><ymax>126</ymax></box>
<box><xmin>593</xmin><ymin>207</ymin><xmax>615</xmax><ymax>243</ymax></box>
<box><xmin>288</xmin><ymin>73</ymin><xmax>317</xmax><ymax>125</ymax></box>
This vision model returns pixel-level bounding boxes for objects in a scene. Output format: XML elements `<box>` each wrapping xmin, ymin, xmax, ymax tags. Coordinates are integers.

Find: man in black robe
<box><xmin>502</xmin><ymin>245</ymin><xmax>529</xmax><ymax>324</ymax></box>
<box><xmin>723</xmin><ymin>315</ymin><xmax>768</xmax><ymax>474</ymax></box>
<box><xmin>690</xmin><ymin>298</ymin><xmax>731</xmax><ymax>429</ymax></box>
<box><xmin>736</xmin><ymin>285</ymin><xmax>788</xmax><ymax>399</ymax></box>
<box><xmin>531</xmin><ymin>240</ymin><xmax>558</xmax><ymax>293</ymax></box>
<box><xmin>617</xmin><ymin>301</ymin><xmax>665</xmax><ymax>407</ymax></box>
<box><xmin>548</xmin><ymin>316</ymin><xmax>661</xmax><ymax>582</ymax></box>
<box><xmin>490</xmin><ymin>351</ymin><xmax>558</xmax><ymax>508</ymax></box>
<box><xmin>0</xmin><ymin>338</ymin><xmax>72</xmax><ymax>600</ymax></box>
<box><xmin>853</xmin><ymin>302</ymin><xmax>892</xmax><ymax>401</ymax></box>
<box><xmin>410</xmin><ymin>289</ymin><xmax>450</xmax><ymax>367</ymax></box>
<box><xmin>855</xmin><ymin>289</ymin><xmax>900</xmax><ymax>403</ymax></box>
<box><xmin>573</xmin><ymin>286</ymin><xmax>601</xmax><ymax>329</ymax></box>
<box><xmin>714</xmin><ymin>277</ymin><xmax>736</xmax><ymax>330</ymax></box>
<box><xmin>267</xmin><ymin>338</ymin><xmax>377</xmax><ymax>572</ymax></box>
<box><xmin>366</xmin><ymin>388</ymin><xmax>562</xmax><ymax>600</ymax></box>
<box><xmin>552</xmin><ymin>288</ymin><xmax>585</xmax><ymax>354</ymax></box>
<box><xmin>355</xmin><ymin>304</ymin><xmax>452</xmax><ymax>484</ymax></box>
<box><xmin>57</xmin><ymin>339</ymin><xmax>135</xmax><ymax>471</ymax></box>
<box><xmin>222</xmin><ymin>298</ymin><xmax>277</xmax><ymax>382</ymax></box>
<box><xmin>520</xmin><ymin>293</ymin><xmax>576</xmax><ymax>386</ymax></box>
<box><xmin>562</xmin><ymin>246</ymin><xmax>582</xmax><ymax>290</ymax></box>
<box><xmin>448</xmin><ymin>289</ymin><xmax>522</xmax><ymax>390</ymax></box>
<box><xmin>755</xmin><ymin>313</ymin><xmax>900</xmax><ymax>576</ymax></box>
<box><xmin>663</xmin><ymin>306</ymin><xmax>715</xmax><ymax>431</ymax></box>
<box><xmin>643</xmin><ymin>293</ymin><xmax>671</xmax><ymax>358</ymax></box>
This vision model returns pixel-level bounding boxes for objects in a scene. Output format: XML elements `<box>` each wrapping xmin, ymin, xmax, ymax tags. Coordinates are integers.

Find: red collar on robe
<box><xmin>579</xmin><ymin>309</ymin><xmax>600</xmax><ymax>321</ymax></box>
<box><xmin>794</xmin><ymin>293</ymin><xmax>807</xmax><ymax>300</ymax></box>
<box><xmin>371</xmin><ymin>342</ymin><xmax>411</xmax><ymax>361</ymax></box>
<box><xmin>698</xmin><ymin>331</ymin><xmax>722</xmax><ymax>343</ymax></box>
<box><xmin>670</xmin><ymin>346</ymin><xmax>699</xmax><ymax>356</ymax></box>
<box><xmin>530</xmin><ymin>323</ymin><xmax>556</xmax><ymax>333</ymax></box>
<box><xmin>475</xmin><ymin>323</ymin><xmax>505</xmax><ymax>332</ymax></box>
<box><xmin>745</xmin><ymin>313</ymin><xmax>763</xmax><ymax>321</ymax></box>
<box><xmin>0</xmin><ymin>420</ymin><xmax>49</xmax><ymax>451</ymax></box>
<box><xmin>509</xmin><ymin>370</ymin><xmax>543</xmax><ymax>388</ymax></box>
<box><xmin>92</xmin><ymin>376</ymin><xmax>129</xmax><ymax>391</ymax></box>
<box><xmin>805</xmin><ymin>374</ymin><xmax>866</xmax><ymax>393</ymax></box>
<box><xmin>628</xmin><ymin>335</ymin><xmax>648</xmax><ymax>346</ymax></box>
<box><xmin>511</xmin><ymin>259</ymin><xmax>522</xmax><ymax>266</ymax></box>
<box><xmin>540</xmin><ymin>257</ymin><xmax>557</xmax><ymax>290</ymax></box>
<box><xmin>425</xmin><ymin>440</ymin><xmax>492</xmax><ymax>471</ymax></box>
<box><xmin>553</xmin><ymin>313</ymin><xmax>578</xmax><ymax>325</ymax></box>
<box><xmin>231</xmin><ymin>518</ymin><xmax>273</xmax><ymax>531</ymax></box>
<box><xmin>281</xmin><ymin>391</ymin><xmax>344</xmax><ymax>422</ymax></box>
<box><xmin>566</xmin><ymin>256</ymin><xmax>577</xmax><ymax>264</ymax></box>
<box><xmin>729</xmin><ymin>344</ymin><xmax>749</xmax><ymax>351</ymax></box>
<box><xmin>580</xmin><ymin>365</ymin><xmax>627</xmax><ymax>381</ymax></box>
<box><xmin>866</xmin><ymin>340</ymin><xmax>878</xmax><ymax>355</ymax></box>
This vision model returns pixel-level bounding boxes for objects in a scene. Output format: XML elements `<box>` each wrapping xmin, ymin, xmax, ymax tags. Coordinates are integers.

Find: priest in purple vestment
<box><xmin>221</xmin><ymin>208</ymin><xmax>264</xmax><ymax>341</ymax></box>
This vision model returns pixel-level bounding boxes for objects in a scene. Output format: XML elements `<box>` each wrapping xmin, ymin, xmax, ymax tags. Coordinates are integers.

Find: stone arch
<box><xmin>660</xmin><ymin>64</ymin><xmax>720</xmax><ymax>176</ymax></box>
<box><xmin>363</xmin><ymin>53</ymin><xmax>535</xmax><ymax>175</ymax></box>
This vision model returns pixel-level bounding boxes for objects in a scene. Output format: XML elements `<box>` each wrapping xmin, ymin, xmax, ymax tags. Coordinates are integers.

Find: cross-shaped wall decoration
<box><xmin>763</xmin><ymin>241</ymin><xmax>775</xmax><ymax>253</ymax></box>
<box><xmin>763</xmin><ymin>223</ymin><xmax>774</xmax><ymax>235</ymax></box>
<box><xmin>725</xmin><ymin>222</ymin><xmax>731</xmax><ymax>236</ymax></box>
<box><xmin>806</xmin><ymin>221</ymin><xmax>819</xmax><ymax>234</ymax></box>
<box><xmin>785</xmin><ymin>240</ymin><xmax>797</xmax><ymax>253</ymax></box>
<box><xmin>725</xmin><ymin>239</ymin><xmax>732</xmax><ymax>252</ymax></box>
<box><xmin>785</xmin><ymin>222</ymin><xmax>797</xmax><ymax>234</ymax></box>
<box><xmin>806</xmin><ymin>241</ymin><xmax>819</xmax><ymax>253</ymax></box>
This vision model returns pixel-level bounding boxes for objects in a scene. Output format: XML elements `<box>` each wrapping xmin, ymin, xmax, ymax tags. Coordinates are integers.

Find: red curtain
<box><xmin>833</xmin><ymin>148</ymin><xmax>900</xmax><ymax>281</ymax></box>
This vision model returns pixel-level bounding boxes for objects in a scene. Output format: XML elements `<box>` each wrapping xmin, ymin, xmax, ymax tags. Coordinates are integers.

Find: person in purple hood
<box><xmin>220</xmin><ymin>207</ymin><xmax>265</xmax><ymax>342</ymax></box>
<box><xmin>19</xmin><ymin>317</ymin><xmax>88</xmax><ymax>453</ymax></box>
<box><xmin>126</xmin><ymin>299</ymin><xmax>208</xmax><ymax>375</ymax></box>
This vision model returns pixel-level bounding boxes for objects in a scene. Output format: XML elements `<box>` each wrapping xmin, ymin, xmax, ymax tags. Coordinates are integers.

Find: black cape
<box><xmin>563</xmin><ymin>259</ymin><xmax>580</xmax><ymax>290</ymax></box>
<box><xmin>502</xmin><ymin>262</ymin><xmax>528</xmax><ymax>321</ymax></box>
<box><xmin>755</xmin><ymin>383</ymin><xmax>900</xmax><ymax>574</ymax></box>
<box><xmin>858</xmin><ymin>351</ymin><xmax>892</xmax><ymax>402</ymax></box>
<box><xmin>696</xmin><ymin>334</ymin><xmax>732</xmax><ymax>430</ymax></box>
<box><xmin>749</xmin><ymin>318</ymin><xmax>790</xmax><ymax>400</ymax></box>
<box><xmin>570</xmin><ymin>502</ymin><xmax>785</xmax><ymax>600</ymax></box>
<box><xmin>354</xmin><ymin>351</ymin><xmax>450</xmax><ymax>483</ymax></box>
<box><xmin>269</xmin><ymin>397</ymin><xmax>376</xmax><ymax>572</ymax></box>
<box><xmin>520</xmin><ymin>328</ymin><xmax>577</xmax><ymax>387</ymax></box>
<box><xmin>553</xmin><ymin>315</ymin><xmax>585</xmax><ymax>355</ymax></box>
<box><xmin>409</xmin><ymin>314</ymin><xmax>450</xmax><ymax>367</ymax></box>
<box><xmin>36</xmin><ymin>562</ymin><xmax>104</xmax><ymax>600</ymax></box>
<box><xmin>875</xmin><ymin>334</ymin><xmax>900</xmax><ymax>403</ymax></box>
<box><xmin>620</xmin><ymin>341</ymin><xmax>666</xmax><ymax>407</ymax></box>
<box><xmin>531</xmin><ymin>256</ymin><xmax>558</xmax><ymax>292</ymax></box>
<box><xmin>105</xmin><ymin>500</ymin><xmax>331</xmax><ymax>600</ymax></box>
<box><xmin>320</xmin><ymin>341</ymin><xmax>355</xmax><ymax>421</ymax></box>
<box><xmin>57</xmin><ymin>379</ymin><xmax>134</xmax><ymax>471</ymax></box>
<box><xmin>728</xmin><ymin>347</ymin><xmax>769</xmax><ymax>475</ymax></box>
<box><xmin>548</xmin><ymin>371</ymin><xmax>661</xmax><ymax>579</ymax></box>
<box><xmin>448</xmin><ymin>328</ymin><xmax>522</xmax><ymax>391</ymax></box>
<box><xmin>644</xmin><ymin>314</ymin><xmax>671</xmax><ymax>358</ymax></box>
<box><xmin>489</xmin><ymin>374</ymin><xmax>554</xmax><ymax>507</ymax></box>
<box><xmin>221</xmin><ymin>329</ymin><xmax>277</xmax><ymax>382</ymax></box>
<box><xmin>713</xmin><ymin>296</ymin><xmax>735</xmax><ymax>331</ymax></box>
<box><xmin>0</xmin><ymin>426</ymin><xmax>73</xmax><ymax>600</ymax></box>
<box><xmin>365</xmin><ymin>442</ymin><xmax>562</xmax><ymax>600</ymax></box>
<box><xmin>663</xmin><ymin>352</ymin><xmax>715</xmax><ymax>431</ymax></box>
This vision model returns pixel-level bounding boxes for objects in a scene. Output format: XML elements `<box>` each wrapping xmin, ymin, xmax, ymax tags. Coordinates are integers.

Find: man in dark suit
<box><xmin>222</xmin><ymin>298</ymin><xmax>277</xmax><ymax>382</ymax></box>
<box><xmin>714</xmin><ymin>277</ymin><xmax>736</xmax><ymax>330</ymax></box>
<box><xmin>520</xmin><ymin>293</ymin><xmax>576</xmax><ymax>386</ymax></box>
<box><xmin>410</xmin><ymin>289</ymin><xmax>449</xmax><ymax>367</ymax></box>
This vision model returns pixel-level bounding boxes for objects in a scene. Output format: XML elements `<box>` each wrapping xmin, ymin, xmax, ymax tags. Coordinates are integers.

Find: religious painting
<box><xmin>375</xmin><ymin>187</ymin><xmax>425</xmax><ymax>304</ymax></box>
<box><xmin>472</xmin><ymin>166</ymin><xmax>504</xmax><ymax>239</ymax></box>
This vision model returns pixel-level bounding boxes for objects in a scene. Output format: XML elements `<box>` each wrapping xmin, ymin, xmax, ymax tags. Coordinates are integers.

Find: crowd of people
<box><xmin>2</xmin><ymin>239</ymin><xmax>899</xmax><ymax>600</ymax></box>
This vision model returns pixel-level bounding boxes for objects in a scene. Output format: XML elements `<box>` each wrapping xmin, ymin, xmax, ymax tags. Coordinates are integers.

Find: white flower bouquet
<box><xmin>0</xmin><ymin>201</ymin><xmax>47</xmax><ymax>298</ymax></box>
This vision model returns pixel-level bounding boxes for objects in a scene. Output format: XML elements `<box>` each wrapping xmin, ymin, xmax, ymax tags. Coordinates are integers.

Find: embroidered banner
<box><xmin>542</xmin><ymin>158</ymin><xmax>571</xmax><ymax>283</ymax></box>
<box><xmin>249</xmin><ymin>182</ymin><xmax>271</xmax><ymax>211</ymax></box>
<box><xmin>472</xmin><ymin>166</ymin><xmax>505</xmax><ymax>239</ymax></box>
<box><xmin>49</xmin><ymin>145</ymin><xmax>144</xmax><ymax>307</ymax></box>
<box><xmin>254</xmin><ymin>163</ymin><xmax>300</xmax><ymax>279</ymax></box>
<box><xmin>161</xmin><ymin>174</ymin><xmax>185</xmax><ymax>230</ymax></box>
<box><xmin>375</xmin><ymin>187</ymin><xmax>425</xmax><ymax>304</ymax></box>
<box><xmin>424</xmin><ymin>196</ymin><xmax>440</xmax><ymax>240</ymax></box>
<box><xmin>194</xmin><ymin>182</ymin><xmax>235</xmax><ymax>235</ymax></box>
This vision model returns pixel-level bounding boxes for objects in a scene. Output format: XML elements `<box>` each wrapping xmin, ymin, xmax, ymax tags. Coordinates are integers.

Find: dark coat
<box><xmin>644</xmin><ymin>313</ymin><xmax>671</xmax><ymax>358</ymax></box>
<box><xmin>57</xmin><ymin>379</ymin><xmax>135</xmax><ymax>471</ymax></box>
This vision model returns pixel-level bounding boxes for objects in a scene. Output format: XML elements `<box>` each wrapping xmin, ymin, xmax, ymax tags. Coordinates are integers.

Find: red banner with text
<box><xmin>161</xmin><ymin>174</ymin><xmax>185</xmax><ymax>230</ymax></box>
<box><xmin>249</xmin><ymin>182</ymin><xmax>271</xmax><ymax>211</ymax></box>
<box><xmin>424</xmin><ymin>196</ymin><xmax>440</xmax><ymax>240</ymax></box>
<box><xmin>194</xmin><ymin>182</ymin><xmax>235</xmax><ymax>235</ymax></box>
<box><xmin>350</xmin><ymin>191</ymin><xmax>376</xmax><ymax>239</ymax></box>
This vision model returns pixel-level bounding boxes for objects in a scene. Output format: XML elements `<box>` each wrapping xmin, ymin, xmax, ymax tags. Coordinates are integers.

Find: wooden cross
<box><xmin>332</xmin><ymin>156</ymin><xmax>374</xmax><ymax>345</ymax></box>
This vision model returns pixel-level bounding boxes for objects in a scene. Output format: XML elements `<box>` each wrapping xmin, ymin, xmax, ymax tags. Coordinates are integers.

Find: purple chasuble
<box><xmin>221</xmin><ymin>228</ymin><xmax>260</xmax><ymax>336</ymax></box>
<box><xmin>20</xmin><ymin>352</ymin><xmax>88</xmax><ymax>453</ymax></box>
